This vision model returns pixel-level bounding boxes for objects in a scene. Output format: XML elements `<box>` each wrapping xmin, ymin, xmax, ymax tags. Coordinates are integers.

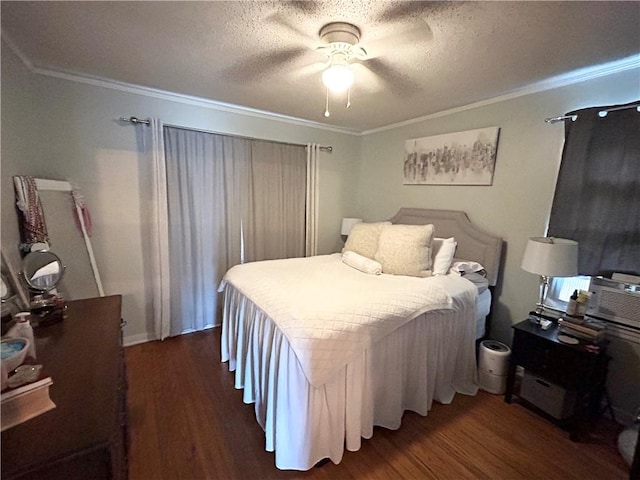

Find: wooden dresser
<box><xmin>1</xmin><ymin>295</ymin><xmax>127</xmax><ymax>480</ymax></box>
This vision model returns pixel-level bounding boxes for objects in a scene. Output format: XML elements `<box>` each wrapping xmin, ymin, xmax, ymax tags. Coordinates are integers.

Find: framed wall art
<box><xmin>403</xmin><ymin>126</ymin><xmax>500</xmax><ymax>185</ymax></box>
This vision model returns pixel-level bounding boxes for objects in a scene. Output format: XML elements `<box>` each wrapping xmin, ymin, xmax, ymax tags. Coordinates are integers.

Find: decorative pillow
<box><xmin>342</xmin><ymin>222</ymin><xmax>391</xmax><ymax>259</ymax></box>
<box><xmin>374</xmin><ymin>224</ymin><xmax>434</xmax><ymax>277</ymax></box>
<box><xmin>342</xmin><ymin>250</ymin><xmax>382</xmax><ymax>275</ymax></box>
<box><xmin>432</xmin><ymin>237</ymin><xmax>457</xmax><ymax>275</ymax></box>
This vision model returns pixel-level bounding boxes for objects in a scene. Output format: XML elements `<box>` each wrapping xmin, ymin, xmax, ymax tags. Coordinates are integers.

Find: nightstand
<box><xmin>504</xmin><ymin>319</ymin><xmax>609</xmax><ymax>441</ymax></box>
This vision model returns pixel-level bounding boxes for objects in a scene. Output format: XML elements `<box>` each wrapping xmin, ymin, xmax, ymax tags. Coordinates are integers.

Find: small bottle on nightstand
<box><xmin>566</xmin><ymin>289</ymin><xmax>578</xmax><ymax>317</ymax></box>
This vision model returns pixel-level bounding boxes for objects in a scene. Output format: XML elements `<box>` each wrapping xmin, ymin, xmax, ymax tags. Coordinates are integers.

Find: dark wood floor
<box><xmin>125</xmin><ymin>328</ymin><xmax>628</xmax><ymax>479</ymax></box>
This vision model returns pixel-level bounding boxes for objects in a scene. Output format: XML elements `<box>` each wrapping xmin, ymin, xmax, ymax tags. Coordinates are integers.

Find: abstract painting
<box><xmin>403</xmin><ymin>127</ymin><xmax>500</xmax><ymax>185</ymax></box>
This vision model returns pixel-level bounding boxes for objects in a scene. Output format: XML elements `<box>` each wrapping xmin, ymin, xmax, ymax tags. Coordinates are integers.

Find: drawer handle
<box><xmin>535</xmin><ymin>379</ymin><xmax>551</xmax><ymax>388</ymax></box>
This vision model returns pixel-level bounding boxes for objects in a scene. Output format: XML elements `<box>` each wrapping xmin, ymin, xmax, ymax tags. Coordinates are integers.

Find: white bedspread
<box><xmin>220</xmin><ymin>253</ymin><xmax>476</xmax><ymax>387</ymax></box>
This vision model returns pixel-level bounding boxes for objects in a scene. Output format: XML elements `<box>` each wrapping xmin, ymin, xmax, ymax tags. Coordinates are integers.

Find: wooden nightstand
<box><xmin>504</xmin><ymin>319</ymin><xmax>609</xmax><ymax>441</ymax></box>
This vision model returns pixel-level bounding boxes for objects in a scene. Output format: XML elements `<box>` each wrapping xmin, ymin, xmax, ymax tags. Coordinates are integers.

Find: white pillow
<box><xmin>342</xmin><ymin>222</ymin><xmax>391</xmax><ymax>259</ymax></box>
<box><xmin>374</xmin><ymin>224</ymin><xmax>434</xmax><ymax>277</ymax></box>
<box><xmin>432</xmin><ymin>237</ymin><xmax>457</xmax><ymax>275</ymax></box>
<box><xmin>342</xmin><ymin>250</ymin><xmax>382</xmax><ymax>275</ymax></box>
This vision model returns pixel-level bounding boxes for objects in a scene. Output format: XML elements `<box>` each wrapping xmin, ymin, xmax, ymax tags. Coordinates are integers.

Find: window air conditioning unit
<box><xmin>586</xmin><ymin>274</ymin><xmax>640</xmax><ymax>344</ymax></box>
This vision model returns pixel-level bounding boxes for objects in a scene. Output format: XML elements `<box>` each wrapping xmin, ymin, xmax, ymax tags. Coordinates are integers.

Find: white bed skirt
<box><xmin>221</xmin><ymin>284</ymin><xmax>479</xmax><ymax>471</ymax></box>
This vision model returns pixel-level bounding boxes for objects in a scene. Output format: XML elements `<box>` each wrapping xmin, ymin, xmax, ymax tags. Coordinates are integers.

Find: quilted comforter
<box><xmin>219</xmin><ymin>253</ymin><xmax>476</xmax><ymax>387</ymax></box>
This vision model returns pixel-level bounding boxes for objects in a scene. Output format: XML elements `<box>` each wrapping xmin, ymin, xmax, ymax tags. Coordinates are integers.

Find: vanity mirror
<box><xmin>21</xmin><ymin>251</ymin><xmax>65</xmax><ymax>293</ymax></box>
<box><xmin>20</xmin><ymin>251</ymin><xmax>67</xmax><ymax>327</ymax></box>
<box><xmin>1</xmin><ymin>250</ymin><xmax>28</xmax><ymax>335</ymax></box>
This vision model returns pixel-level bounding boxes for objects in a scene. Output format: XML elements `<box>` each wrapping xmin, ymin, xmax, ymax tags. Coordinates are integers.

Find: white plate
<box><xmin>557</xmin><ymin>334</ymin><xmax>579</xmax><ymax>345</ymax></box>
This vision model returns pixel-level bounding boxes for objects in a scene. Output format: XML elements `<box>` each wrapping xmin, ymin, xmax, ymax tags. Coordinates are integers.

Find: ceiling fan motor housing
<box><xmin>318</xmin><ymin>22</ymin><xmax>367</xmax><ymax>60</ymax></box>
<box><xmin>319</xmin><ymin>22</ymin><xmax>361</xmax><ymax>46</ymax></box>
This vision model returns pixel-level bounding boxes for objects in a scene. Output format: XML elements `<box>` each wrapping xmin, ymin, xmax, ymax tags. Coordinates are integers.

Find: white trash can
<box><xmin>478</xmin><ymin>340</ymin><xmax>511</xmax><ymax>394</ymax></box>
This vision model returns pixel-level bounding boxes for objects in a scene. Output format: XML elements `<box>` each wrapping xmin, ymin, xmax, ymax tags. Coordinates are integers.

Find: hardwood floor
<box><xmin>125</xmin><ymin>329</ymin><xmax>628</xmax><ymax>479</ymax></box>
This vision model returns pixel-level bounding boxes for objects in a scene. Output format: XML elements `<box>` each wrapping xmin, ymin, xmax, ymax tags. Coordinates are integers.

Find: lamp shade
<box><xmin>521</xmin><ymin>237</ymin><xmax>578</xmax><ymax>277</ymax></box>
<box><xmin>341</xmin><ymin>217</ymin><xmax>362</xmax><ymax>236</ymax></box>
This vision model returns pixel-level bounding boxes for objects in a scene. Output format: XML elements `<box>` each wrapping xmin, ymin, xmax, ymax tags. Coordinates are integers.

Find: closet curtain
<box><xmin>547</xmin><ymin>102</ymin><xmax>640</xmax><ymax>276</ymax></box>
<box><xmin>164</xmin><ymin>127</ymin><xmax>248</xmax><ymax>335</ymax></box>
<box><xmin>243</xmin><ymin>140</ymin><xmax>307</xmax><ymax>262</ymax></box>
<box><xmin>163</xmin><ymin>127</ymin><xmax>309</xmax><ymax>335</ymax></box>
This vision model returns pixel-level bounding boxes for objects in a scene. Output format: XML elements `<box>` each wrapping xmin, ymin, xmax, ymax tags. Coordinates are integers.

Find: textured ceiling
<box><xmin>2</xmin><ymin>1</ymin><xmax>639</xmax><ymax>132</ymax></box>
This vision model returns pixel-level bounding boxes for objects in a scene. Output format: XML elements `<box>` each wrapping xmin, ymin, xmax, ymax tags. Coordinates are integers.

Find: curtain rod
<box><xmin>545</xmin><ymin>102</ymin><xmax>640</xmax><ymax>124</ymax></box>
<box><xmin>119</xmin><ymin>116</ymin><xmax>333</xmax><ymax>152</ymax></box>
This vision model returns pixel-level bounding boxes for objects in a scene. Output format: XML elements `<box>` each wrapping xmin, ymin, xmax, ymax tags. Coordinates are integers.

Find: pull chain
<box><xmin>324</xmin><ymin>87</ymin><xmax>331</xmax><ymax>117</ymax></box>
<box><xmin>346</xmin><ymin>87</ymin><xmax>351</xmax><ymax>109</ymax></box>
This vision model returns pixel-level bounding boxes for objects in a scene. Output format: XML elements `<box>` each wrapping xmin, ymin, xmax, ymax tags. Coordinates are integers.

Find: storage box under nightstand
<box><xmin>520</xmin><ymin>371</ymin><xmax>576</xmax><ymax>420</ymax></box>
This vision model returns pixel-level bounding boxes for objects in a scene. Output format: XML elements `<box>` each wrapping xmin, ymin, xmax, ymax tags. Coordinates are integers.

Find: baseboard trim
<box><xmin>123</xmin><ymin>333</ymin><xmax>156</xmax><ymax>347</ymax></box>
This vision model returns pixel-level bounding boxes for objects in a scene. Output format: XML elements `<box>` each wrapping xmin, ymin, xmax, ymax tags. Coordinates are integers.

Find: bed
<box><xmin>219</xmin><ymin>208</ymin><xmax>502</xmax><ymax>470</ymax></box>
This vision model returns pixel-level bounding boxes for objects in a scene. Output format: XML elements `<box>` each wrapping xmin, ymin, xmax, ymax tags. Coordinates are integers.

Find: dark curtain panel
<box><xmin>547</xmin><ymin>101</ymin><xmax>640</xmax><ymax>277</ymax></box>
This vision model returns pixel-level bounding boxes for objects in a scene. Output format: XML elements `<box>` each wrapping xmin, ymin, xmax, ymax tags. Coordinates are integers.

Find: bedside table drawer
<box><xmin>512</xmin><ymin>329</ymin><xmax>592</xmax><ymax>389</ymax></box>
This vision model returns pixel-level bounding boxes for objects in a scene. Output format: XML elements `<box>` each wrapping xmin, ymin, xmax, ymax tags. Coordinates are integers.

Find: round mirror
<box><xmin>1</xmin><ymin>274</ymin><xmax>9</xmax><ymax>300</ymax></box>
<box><xmin>21</xmin><ymin>251</ymin><xmax>65</xmax><ymax>292</ymax></box>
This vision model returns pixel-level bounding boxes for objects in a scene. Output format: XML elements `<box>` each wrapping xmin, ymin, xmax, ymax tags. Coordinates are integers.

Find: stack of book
<box><xmin>1</xmin><ymin>373</ymin><xmax>55</xmax><ymax>431</ymax></box>
<box><xmin>558</xmin><ymin>316</ymin><xmax>607</xmax><ymax>343</ymax></box>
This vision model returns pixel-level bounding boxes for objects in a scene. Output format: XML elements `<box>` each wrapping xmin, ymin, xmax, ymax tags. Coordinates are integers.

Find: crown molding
<box><xmin>4</xmin><ymin>32</ymin><xmax>637</xmax><ymax>137</ymax></box>
<box><xmin>361</xmin><ymin>54</ymin><xmax>640</xmax><ymax>135</ymax></box>
<box><xmin>1</xmin><ymin>31</ymin><xmax>34</xmax><ymax>70</ymax></box>
<box><xmin>1</xmin><ymin>33</ymin><xmax>360</xmax><ymax>136</ymax></box>
<box><xmin>32</xmin><ymin>66</ymin><xmax>362</xmax><ymax>136</ymax></box>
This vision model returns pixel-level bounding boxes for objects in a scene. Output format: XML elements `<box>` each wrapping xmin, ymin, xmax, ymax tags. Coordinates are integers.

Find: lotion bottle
<box><xmin>11</xmin><ymin>312</ymin><xmax>36</xmax><ymax>359</ymax></box>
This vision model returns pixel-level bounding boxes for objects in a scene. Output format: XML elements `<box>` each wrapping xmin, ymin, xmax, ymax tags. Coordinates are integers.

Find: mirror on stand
<box><xmin>19</xmin><ymin>250</ymin><xmax>67</xmax><ymax>327</ymax></box>
<box><xmin>1</xmin><ymin>250</ymin><xmax>29</xmax><ymax>336</ymax></box>
<box><xmin>21</xmin><ymin>250</ymin><xmax>65</xmax><ymax>292</ymax></box>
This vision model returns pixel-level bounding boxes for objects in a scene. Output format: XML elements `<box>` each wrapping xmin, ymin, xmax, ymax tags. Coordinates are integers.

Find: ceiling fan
<box><xmin>315</xmin><ymin>22</ymin><xmax>366</xmax><ymax>116</ymax></box>
<box><xmin>221</xmin><ymin>2</ymin><xmax>455</xmax><ymax>118</ymax></box>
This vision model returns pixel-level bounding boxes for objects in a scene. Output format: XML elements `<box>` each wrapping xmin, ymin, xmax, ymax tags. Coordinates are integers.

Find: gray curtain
<box><xmin>243</xmin><ymin>140</ymin><xmax>306</xmax><ymax>262</ymax></box>
<box><xmin>164</xmin><ymin>127</ymin><xmax>248</xmax><ymax>335</ymax></box>
<box><xmin>547</xmin><ymin>102</ymin><xmax>640</xmax><ymax>277</ymax></box>
<box><xmin>164</xmin><ymin>127</ymin><xmax>306</xmax><ymax>335</ymax></box>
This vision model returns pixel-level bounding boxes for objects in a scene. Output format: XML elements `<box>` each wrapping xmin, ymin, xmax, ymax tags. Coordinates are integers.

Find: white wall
<box><xmin>1</xmin><ymin>41</ymin><xmax>361</xmax><ymax>345</ymax></box>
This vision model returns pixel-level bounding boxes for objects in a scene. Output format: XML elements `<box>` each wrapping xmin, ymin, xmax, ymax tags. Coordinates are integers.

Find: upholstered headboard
<box><xmin>389</xmin><ymin>208</ymin><xmax>503</xmax><ymax>286</ymax></box>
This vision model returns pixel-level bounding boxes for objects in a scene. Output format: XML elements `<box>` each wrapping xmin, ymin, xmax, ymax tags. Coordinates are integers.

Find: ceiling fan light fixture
<box><xmin>317</xmin><ymin>22</ymin><xmax>363</xmax><ymax>114</ymax></box>
<box><xmin>322</xmin><ymin>63</ymin><xmax>354</xmax><ymax>93</ymax></box>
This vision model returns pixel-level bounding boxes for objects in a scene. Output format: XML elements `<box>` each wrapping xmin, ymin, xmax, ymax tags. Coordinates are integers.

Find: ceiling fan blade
<box><xmin>350</xmin><ymin>62</ymin><xmax>386</xmax><ymax>94</ymax></box>
<box><xmin>377</xmin><ymin>1</ymin><xmax>460</xmax><ymax>22</ymax></box>
<box><xmin>266</xmin><ymin>12</ymin><xmax>318</xmax><ymax>50</ymax></box>
<box><xmin>362</xmin><ymin>20</ymin><xmax>433</xmax><ymax>60</ymax></box>
<box><xmin>221</xmin><ymin>47</ymin><xmax>309</xmax><ymax>83</ymax></box>
<box><xmin>291</xmin><ymin>61</ymin><xmax>327</xmax><ymax>82</ymax></box>
<box><xmin>363</xmin><ymin>58</ymin><xmax>421</xmax><ymax>96</ymax></box>
<box><xmin>281</xmin><ymin>1</ymin><xmax>322</xmax><ymax>15</ymax></box>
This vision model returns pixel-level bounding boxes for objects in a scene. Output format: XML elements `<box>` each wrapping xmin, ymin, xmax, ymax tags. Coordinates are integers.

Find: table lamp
<box><xmin>521</xmin><ymin>237</ymin><xmax>578</xmax><ymax>315</ymax></box>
